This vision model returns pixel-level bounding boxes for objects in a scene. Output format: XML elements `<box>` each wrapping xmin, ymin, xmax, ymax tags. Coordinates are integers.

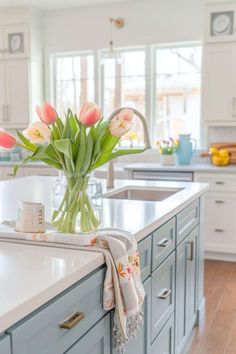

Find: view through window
<box><xmin>54</xmin><ymin>53</ymin><xmax>95</xmax><ymax>118</ymax></box>
<box><xmin>154</xmin><ymin>45</ymin><xmax>202</xmax><ymax>144</ymax></box>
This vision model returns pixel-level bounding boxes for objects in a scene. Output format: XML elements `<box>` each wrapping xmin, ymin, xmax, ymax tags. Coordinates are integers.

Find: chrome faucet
<box><xmin>106</xmin><ymin>107</ymin><xmax>152</xmax><ymax>189</ymax></box>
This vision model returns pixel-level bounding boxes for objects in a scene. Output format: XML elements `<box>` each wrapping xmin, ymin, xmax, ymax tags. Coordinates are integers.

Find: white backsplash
<box><xmin>208</xmin><ymin>127</ymin><xmax>236</xmax><ymax>145</ymax></box>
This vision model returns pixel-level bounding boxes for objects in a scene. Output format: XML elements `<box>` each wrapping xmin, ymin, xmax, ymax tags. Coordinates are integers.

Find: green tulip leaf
<box><xmin>91</xmin><ymin>148</ymin><xmax>146</xmax><ymax>170</ymax></box>
<box><xmin>16</xmin><ymin>131</ymin><xmax>37</xmax><ymax>152</ymax></box>
<box><xmin>75</xmin><ymin>124</ymin><xmax>86</xmax><ymax>172</ymax></box>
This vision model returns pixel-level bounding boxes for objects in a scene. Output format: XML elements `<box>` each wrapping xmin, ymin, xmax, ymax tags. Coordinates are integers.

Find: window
<box><xmin>54</xmin><ymin>53</ymin><xmax>95</xmax><ymax>117</ymax></box>
<box><xmin>154</xmin><ymin>45</ymin><xmax>202</xmax><ymax>144</ymax></box>
<box><xmin>101</xmin><ymin>49</ymin><xmax>146</xmax><ymax>147</ymax></box>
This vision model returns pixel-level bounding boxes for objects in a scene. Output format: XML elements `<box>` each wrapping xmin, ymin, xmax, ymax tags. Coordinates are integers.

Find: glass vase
<box><xmin>51</xmin><ymin>171</ymin><xmax>102</xmax><ymax>233</ymax></box>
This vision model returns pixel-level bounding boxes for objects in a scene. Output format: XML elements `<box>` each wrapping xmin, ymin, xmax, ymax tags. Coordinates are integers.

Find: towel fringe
<box><xmin>113</xmin><ymin>308</ymin><xmax>144</xmax><ymax>354</ymax></box>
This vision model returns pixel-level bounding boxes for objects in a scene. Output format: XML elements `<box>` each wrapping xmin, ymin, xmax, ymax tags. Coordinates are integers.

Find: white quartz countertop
<box><xmin>0</xmin><ymin>176</ymin><xmax>208</xmax><ymax>333</ymax></box>
<box><xmin>124</xmin><ymin>162</ymin><xmax>236</xmax><ymax>173</ymax></box>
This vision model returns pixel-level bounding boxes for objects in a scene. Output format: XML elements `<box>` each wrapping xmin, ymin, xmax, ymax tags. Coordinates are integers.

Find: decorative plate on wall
<box><xmin>211</xmin><ymin>11</ymin><xmax>234</xmax><ymax>37</ymax></box>
<box><xmin>205</xmin><ymin>4</ymin><xmax>236</xmax><ymax>43</ymax></box>
<box><xmin>8</xmin><ymin>32</ymin><xmax>24</xmax><ymax>54</ymax></box>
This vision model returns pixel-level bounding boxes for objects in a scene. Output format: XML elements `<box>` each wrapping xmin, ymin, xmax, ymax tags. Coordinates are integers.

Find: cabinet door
<box><xmin>112</xmin><ymin>277</ymin><xmax>151</xmax><ymax>354</ymax></box>
<box><xmin>175</xmin><ymin>227</ymin><xmax>198</xmax><ymax>354</ymax></box>
<box><xmin>4</xmin><ymin>60</ymin><xmax>29</xmax><ymax>127</ymax></box>
<box><xmin>203</xmin><ymin>43</ymin><xmax>236</xmax><ymax>124</ymax></box>
<box><xmin>0</xmin><ymin>334</ymin><xmax>11</xmax><ymax>354</ymax></box>
<box><xmin>204</xmin><ymin>193</ymin><xmax>236</xmax><ymax>254</ymax></box>
<box><xmin>66</xmin><ymin>314</ymin><xmax>110</xmax><ymax>354</ymax></box>
<box><xmin>151</xmin><ymin>314</ymin><xmax>175</xmax><ymax>354</ymax></box>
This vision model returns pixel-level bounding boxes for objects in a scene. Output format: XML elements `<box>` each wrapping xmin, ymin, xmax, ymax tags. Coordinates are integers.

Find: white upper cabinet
<box><xmin>203</xmin><ymin>43</ymin><xmax>236</xmax><ymax>125</ymax></box>
<box><xmin>0</xmin><ymin>17</ymin><xmax>42</xmax><ymax>128</ymax></box>
<box><xmin>2</xmin><ymin>60</ymin><xmax>29</xmax><ymax>127</ymax></box>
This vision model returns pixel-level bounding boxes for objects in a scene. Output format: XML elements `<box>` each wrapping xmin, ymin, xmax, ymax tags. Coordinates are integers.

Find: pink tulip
<box><xmin>36</xmin><ymin>102</ymin><xmax>57</xmax><ymax>125</ymax></box>
<box><xmin>79</xmin><ymin>101</ymin><xmax>101</xmax><ymax>127</ymax></box>
<box><xmin>0</xmin><ymin>131</ymin><xmax>17</xmax><ymax>149</ymax></box>
<box><xmin>118</xmin><ymin>108</ymin><xmax>134</xmax><ymax>121</ymax></box>
<box><xmin>109</xmin><ymin>116</ymin><xmax>132</xmax><ymax>137</ymax></box>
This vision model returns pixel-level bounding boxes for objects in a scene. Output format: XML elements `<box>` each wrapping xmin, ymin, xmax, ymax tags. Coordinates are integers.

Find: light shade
<box><xmin>100</xmin><ymin>42</ymin><xmax>122</xmax><ymax>66</ymax></box>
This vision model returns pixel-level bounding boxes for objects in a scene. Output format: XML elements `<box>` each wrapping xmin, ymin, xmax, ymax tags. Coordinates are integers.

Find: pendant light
<box><xmin>100</xmin><ymin>17</ymin><xmax>124</xmax><ymax>65</ymax></box>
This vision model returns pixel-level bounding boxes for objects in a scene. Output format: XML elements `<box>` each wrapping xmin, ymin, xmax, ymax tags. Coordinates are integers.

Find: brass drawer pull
<box><xmin>215</xmin><ymin>181</ymin><xmax>224</xmax><ymax>185</ymax></box>
<box><xmin>158</xmin><ymin>288</ymin><xmax>172</xmax><ymax>300</ymax></box>
<box><xmin>214</xmin><ymin>229</ymin><xmax>224</xmax><ymax>233</ymax></box>
<box><xmin>59</xmin><ymin>311</ymin><xmax>85</xmax><ymax>329</ymax></box>
<box><xmin>158</xmin><ymin>238</ymin><xmax>171</xmax><ymax>248</ymax></box>
<box><xmin>187</xmin><ymin>241</ymin><xmax>194</xmax><ymax>261</ymax></box>
<box><xmin>215</xmin><ymin>200</ymin><xmax>224</xmax><ymax>204</ymax></box>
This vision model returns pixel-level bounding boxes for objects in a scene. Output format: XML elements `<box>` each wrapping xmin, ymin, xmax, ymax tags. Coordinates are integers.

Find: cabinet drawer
<box><xmin>152</xmin><ymin>218</ymin><xmax>175</xmax><ymax>271</ymax></box>
<box><xmin>8</xmin><ymin>268</ymin><xmax>106</xmax><ymax>354</ymax></box>
<box><xmin>151</xmin><ymin>253</ymin><xmax>175</xmax><ymax>342</ymax></box>
<box><xmin>177</xmin><ymin>199</ymin><xmax>199</xmax><ymax>245</ymax></box>
<box><xmin>151</xmin><ymin>314</ymin><xmax>174</xmax><ymax>354</ymax></box>
<box><xmin>0</xmin><ymin>334</ymin><xmax>11</xmax><ymax>354</ymax></box>
<box><xmin>204</xmin><ymin>194</ymin><xmax>236</xmax><ymax>253</ymax></box>
<box><xmin>194</xmin><ymin>172</ymin><xmax>236</xmax><ymax>192</ymax></box>
<box><xmin>65</xmin><ymin>313</ymin><xmax>110</xmax><ymax>354</ymax></box>
<box><xmin>139</xmin><ymin>236</ymin><xmax>152</xmax><ymax>281</ymax></box>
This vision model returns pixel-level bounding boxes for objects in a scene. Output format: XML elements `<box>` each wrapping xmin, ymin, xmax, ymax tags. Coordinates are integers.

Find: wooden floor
<box><xmin>189</xmin><ymin>260</ymin><xmax>236</xmax><ymax>354</ymax></box>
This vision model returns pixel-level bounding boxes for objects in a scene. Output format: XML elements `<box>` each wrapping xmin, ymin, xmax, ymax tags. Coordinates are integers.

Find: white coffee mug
<box><xmin>15</xmin><ymin>201</ymin><xmax>45</xmax><ymax>233</ymax></box>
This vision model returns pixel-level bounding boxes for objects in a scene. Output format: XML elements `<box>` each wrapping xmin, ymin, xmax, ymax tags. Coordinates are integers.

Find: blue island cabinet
<box><xmin>3</xmin><ymin>197</ymin><xmax>203</xmax><ymax>354</ymax></box>
<box><xmin>0</xmin><ymin>334</ymin><xmax>11</xmax><ymax>354</ymax></box>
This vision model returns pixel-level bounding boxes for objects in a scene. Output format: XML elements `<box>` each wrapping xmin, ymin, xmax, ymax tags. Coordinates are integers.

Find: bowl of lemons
<box><xmin>209</xmin><ymin>147</ymin><xmax>230</xmax><ymax>166</ymax></box>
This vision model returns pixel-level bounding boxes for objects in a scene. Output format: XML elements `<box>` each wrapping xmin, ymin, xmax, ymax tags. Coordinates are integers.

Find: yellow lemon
<box><xmin>209</xmin><ymin>147</ymin><xmax>219</xmax><ymax>156</ymax></box>
<box><xmin>212</xmin><ymin>155</ymin><xmax>223</xmax><ymax>166</ymax></box>
<box><xmin>219</xmin><ymin>149</ymin><xmax>229</xmax><ymax>157</ymax></box>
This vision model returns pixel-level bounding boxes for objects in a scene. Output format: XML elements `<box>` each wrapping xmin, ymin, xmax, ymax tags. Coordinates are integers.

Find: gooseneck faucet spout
<box><xmin>106</xmin><ymin>107</ymin><xmax>151</xmax><ymax>189</ymax></box>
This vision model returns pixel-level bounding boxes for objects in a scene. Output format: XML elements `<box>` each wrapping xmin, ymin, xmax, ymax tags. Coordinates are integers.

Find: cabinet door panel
<box><xmin>66</xmin><ymin>314</ymin><xmax>110</xmax><ymax>354</ymax></box>
<box><xmin>0</xmin><ymin>334</ymin><xmax>11</xmax><ymax>354</ymax></box>
<box><xmin>151</xmin><ymin>253</ymin><xmax>175</xmax><ymax>342</ymax></box>
<box><xmin>175</xmin><ymin>227</ymin><xmax>198</xmax><ymax>354</ymax></box>
<box><xmin>5</xmin><ymin>60</ymin><xmax>29</xmax><ymax>127</ymax></box>
<box><xmin>151</xmin><ymin>314</ymin><xmax>175</xmax><ymax>354</ymax></box>
<box><xmin>204</xmin><ymin>43</ymin><xmax>236</xmax><ymax>123</ymax></box>
<box><xmin>112</xmin><ymin>277</ymin><xmax>151</xmax><ymax>354</ymax></box>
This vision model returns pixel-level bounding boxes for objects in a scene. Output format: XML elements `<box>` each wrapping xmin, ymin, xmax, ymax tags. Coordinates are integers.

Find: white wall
<box><xmin>43</xmin><ymin>0</ymin><xmax>203</xmax><ymax>53</ymax></box>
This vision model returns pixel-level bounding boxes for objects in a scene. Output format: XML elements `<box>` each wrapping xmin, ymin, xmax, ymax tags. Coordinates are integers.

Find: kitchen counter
<box><xmin>125</xmin><ymin>162</ymin><xmax>236</xmax><ymax>173</ymax></box>
<box><xmin>0</xmin><ymin>176</ymin><xmax>208</xmax><ymax>333</ymax></box>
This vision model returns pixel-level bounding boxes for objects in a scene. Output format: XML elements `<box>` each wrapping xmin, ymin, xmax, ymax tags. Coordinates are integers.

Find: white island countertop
<box><xmin>0</xmin><ymin>176</ymin><xmax>208</xmax><ymax>333</ymax></box>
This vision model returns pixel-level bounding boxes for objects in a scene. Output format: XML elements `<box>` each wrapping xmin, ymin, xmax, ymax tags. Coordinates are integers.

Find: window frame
<box><xmin>50</xmin><ymin>41</ymin><xmax>205</xmax><ymax>148</ymax></box>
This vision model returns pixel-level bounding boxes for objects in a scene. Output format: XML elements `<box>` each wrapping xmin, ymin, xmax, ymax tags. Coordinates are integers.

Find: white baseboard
<box><xmin>204</xmin><ymin>251</ymin><xmax>236</xmax><ymax>262</ymax></box>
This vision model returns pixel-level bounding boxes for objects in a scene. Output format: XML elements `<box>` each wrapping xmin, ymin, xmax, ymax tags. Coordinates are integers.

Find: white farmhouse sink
<box><xmin>103</xmin><ymin>186</ymin><xmax>182</xmax><ymax>202</ymax></box>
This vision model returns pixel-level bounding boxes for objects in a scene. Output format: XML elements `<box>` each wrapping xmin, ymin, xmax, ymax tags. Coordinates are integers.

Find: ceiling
<box><xmin>0</xmin><ymin>0</ymin><xmax>138</xmax><ymax>10</ymax></box>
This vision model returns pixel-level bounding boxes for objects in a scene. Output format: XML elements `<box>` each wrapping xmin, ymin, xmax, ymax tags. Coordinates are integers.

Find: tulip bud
<box><xmin>0</xmin><ymin>131</ymin><xmax>17</xmax><ymax>149</ymax></box>
<box><xmin>109</xmin><ymin>116</ymin><xmax>132</xmax><ymax>137</ymax></box>
<box><xmin>79</xmin><ymin>101</ymin><xmax>101</xmax><ymax>127</ymax></box>
<box><xmin>117</xmin><ymin>108</ymin><xmax>134</xmax><ymax>122</ymax></box>
<box><xmin>36</xmin><ymin>102</ymin><xmax>57</xmax><ymax>125</ymax></box>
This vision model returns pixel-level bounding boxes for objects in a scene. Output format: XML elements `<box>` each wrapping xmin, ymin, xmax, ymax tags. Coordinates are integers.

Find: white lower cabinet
<box><xmin>194</xmin><ymin>172</ymin><xmax>236</xmax><ymax>259</ymax></box>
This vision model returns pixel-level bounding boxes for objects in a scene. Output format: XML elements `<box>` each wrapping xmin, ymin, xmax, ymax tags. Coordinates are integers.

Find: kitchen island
<box><xmin>0</xmin><ymin>176</ymin><xmax>208</xmax><ymax>354</ymax></box>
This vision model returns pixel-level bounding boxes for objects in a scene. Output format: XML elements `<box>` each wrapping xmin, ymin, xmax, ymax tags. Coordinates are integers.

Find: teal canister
<box><xmin>175</xmin><ymin>134</ymin><xmax>197</xmax><ymax>165</ymax></box>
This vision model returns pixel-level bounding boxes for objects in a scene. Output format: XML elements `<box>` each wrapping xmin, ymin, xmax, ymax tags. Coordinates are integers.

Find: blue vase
<box><xmin>176</xmin><ymin>134</ymin><xmax>197</xmax><ymax>165</ymax></box>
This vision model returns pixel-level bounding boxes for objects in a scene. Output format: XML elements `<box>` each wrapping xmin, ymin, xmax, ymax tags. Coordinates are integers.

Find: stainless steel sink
<box><xmin>103</xmin><ymin>186</ymin><xmax>182</xmax><ymax>202</ymax></box>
